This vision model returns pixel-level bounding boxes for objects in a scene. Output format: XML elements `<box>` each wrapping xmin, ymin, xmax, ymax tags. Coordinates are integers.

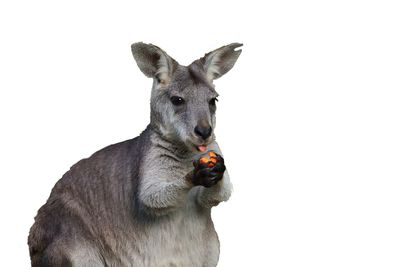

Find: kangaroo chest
<box><xmin>105</xmin><ymin>188</ymin><xmax>219</xmax><ymax>267</ymax></box>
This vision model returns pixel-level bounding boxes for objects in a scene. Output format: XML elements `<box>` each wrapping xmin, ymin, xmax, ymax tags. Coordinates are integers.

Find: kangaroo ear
<box><xmin>197</xmin><ymin>43</ymin><xmax>242</xmax><ymax>82</ymax></box>
<box><xmin>131</xmin><ymin>42</ymin><xmax>177</xmax><ymax>84</ymax></box>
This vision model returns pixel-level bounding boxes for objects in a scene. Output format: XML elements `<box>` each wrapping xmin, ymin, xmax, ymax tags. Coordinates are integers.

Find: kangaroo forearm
<box><xmin>196</xmin><ymin>177</ymin><xmax>232</xmax><ymax>208</ymax></box>
<box><xmin>139</xmin><ymin>171</ymin><xmax>194</xmax><ymax>216</ymax></box>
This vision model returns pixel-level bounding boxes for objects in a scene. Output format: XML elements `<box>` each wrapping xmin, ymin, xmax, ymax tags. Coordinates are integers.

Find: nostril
<box><xmin>205</xmin><ymin>127</ymin><xmax>212</xmax><ymax>138</ymax></box>
<box><xmin>194</xmin><ymin>126</ymin><xmax>212</xmax><ymax>140</ymax></box>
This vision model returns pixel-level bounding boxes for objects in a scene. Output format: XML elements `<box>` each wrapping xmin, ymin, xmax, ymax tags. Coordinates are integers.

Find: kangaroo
<box><xmin>28</xmin><ymin>42</ymin><xmax>242</xmax><ymax>267</ymax></box>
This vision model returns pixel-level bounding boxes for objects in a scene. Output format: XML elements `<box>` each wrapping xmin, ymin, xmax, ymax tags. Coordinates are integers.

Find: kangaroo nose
<box><xmin>194</xmin><ymin>125</ymin><xmax>212</xmax><ymax>140</ymax></box>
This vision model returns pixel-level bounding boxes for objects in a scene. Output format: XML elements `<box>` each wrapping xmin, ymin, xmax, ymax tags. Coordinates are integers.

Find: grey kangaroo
<box><xmin>28</xmin><ymin>42</ymin><xmax>242</xmax><ymax>267</ymax></box>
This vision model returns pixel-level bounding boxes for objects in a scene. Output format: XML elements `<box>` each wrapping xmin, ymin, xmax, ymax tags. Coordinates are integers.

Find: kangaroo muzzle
<box><xmin>194</xmin><ymin>125</ymin><xmax>212</xmax><ymax>140</ymax></box>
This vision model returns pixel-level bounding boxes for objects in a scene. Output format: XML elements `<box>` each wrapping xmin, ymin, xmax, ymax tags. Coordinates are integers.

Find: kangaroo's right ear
<box><xmin>131</xmin><ymin>42</ymin><xmax>178</xmax><ymax>85</ymax></box>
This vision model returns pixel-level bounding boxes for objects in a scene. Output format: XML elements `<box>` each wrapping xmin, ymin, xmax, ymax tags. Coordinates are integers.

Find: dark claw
<box><xmin>210</xmin><ymin>162</ymin><xmax>225</xmax><ymax>173</ymax></box>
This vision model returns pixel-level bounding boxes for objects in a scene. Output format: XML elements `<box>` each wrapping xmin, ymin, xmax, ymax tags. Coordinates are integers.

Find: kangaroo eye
<box><xmin>170</xmin><ymin>96</ymin><xmax>185</xmax><ymax>106</ymax></box>
<box><xmin>209</xmin><ymin>97</ymin><xmax>218</xmax><ymax>106</ymax></box>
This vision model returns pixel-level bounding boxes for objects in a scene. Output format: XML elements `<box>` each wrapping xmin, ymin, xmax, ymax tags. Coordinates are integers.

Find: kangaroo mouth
<box><xmin>196</xmin><ymin>145</ymin><xmax>208</xmax><ymax>152</ymax></box>
<box><xmin>190</xmin><ymin>137</ymin><xmax>213</xmax><ymax>153</ymax></box>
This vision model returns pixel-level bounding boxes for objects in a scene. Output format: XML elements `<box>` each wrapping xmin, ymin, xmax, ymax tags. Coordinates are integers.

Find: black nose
<box><xmin>194</xmin><ymin>125</ymin><xmax>212</xmax><ymax>140</ymax></box>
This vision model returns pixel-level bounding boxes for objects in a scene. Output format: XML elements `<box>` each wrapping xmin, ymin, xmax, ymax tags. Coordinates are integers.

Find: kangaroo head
<box><xmin>131</xmin><ymin>42</ymin><xmax>242</xmax><ymax>153</ymax></box>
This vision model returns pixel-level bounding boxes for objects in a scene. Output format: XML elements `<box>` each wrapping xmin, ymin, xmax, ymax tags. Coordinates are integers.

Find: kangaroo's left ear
<box><xmin>195</xmin><ymin>43</ymin><xmax>242</xmax><ymax>82</ymax></box>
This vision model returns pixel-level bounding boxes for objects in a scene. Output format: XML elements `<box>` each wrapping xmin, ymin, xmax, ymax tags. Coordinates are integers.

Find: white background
<box><xmin>1</xmin><ymin>0</ymin><xmax>400</xmax><ymax>266</ymax></box>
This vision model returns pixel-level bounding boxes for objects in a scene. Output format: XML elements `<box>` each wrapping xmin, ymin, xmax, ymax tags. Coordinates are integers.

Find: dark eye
<box><xmin>170</xmin><ymin>96</ymin><xmax>185</xmax><ymax>106</ymax></box>
<box><xmin>209</xmin><ymin>97</ymin><xmax>218</xmax><ymax>106</ymax></box>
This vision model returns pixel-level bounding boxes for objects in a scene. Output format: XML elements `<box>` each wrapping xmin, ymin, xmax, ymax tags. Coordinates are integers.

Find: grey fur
<box><xmin>28</xmin><ymin>42</ymin><xmax>242</xmax><ymax>267</ymax></box>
